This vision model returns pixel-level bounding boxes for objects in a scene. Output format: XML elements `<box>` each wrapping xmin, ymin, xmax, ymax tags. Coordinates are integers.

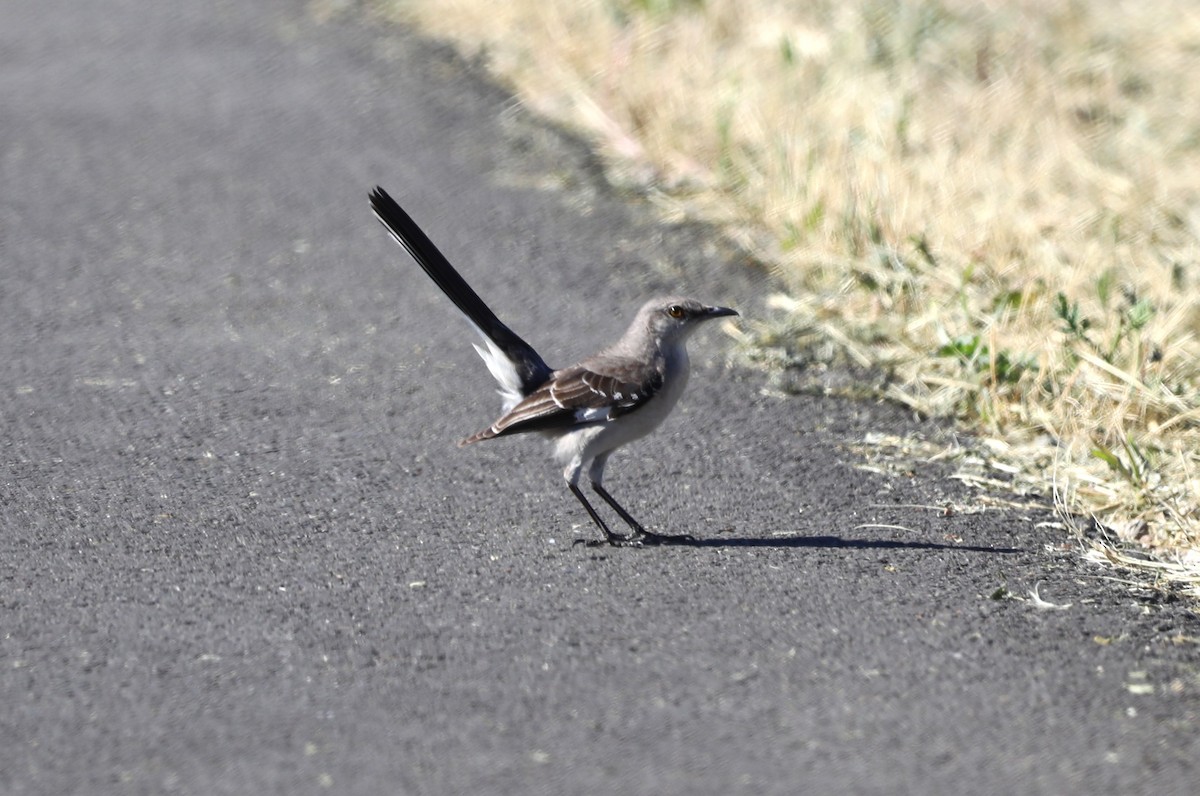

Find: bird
<box><xmin>369</xmin><ymin>186</ymin><xmax>737</xmax><ymax>546</ymax></box>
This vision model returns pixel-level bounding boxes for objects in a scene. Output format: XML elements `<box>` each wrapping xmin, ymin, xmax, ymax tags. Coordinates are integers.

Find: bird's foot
<box><xmin>573</xmin><ymin>531</ymin><xmax>642</xmax><ymax>548</ymax></box>
<box><xmin>572</xmin><ymin>530</ymin><xmax>697</xmax><ymax>548</ymax></box>
<box><xmin>634</xmin><ymin>529</ymin><xmax>697</xmax><ymax>546</ymax></box>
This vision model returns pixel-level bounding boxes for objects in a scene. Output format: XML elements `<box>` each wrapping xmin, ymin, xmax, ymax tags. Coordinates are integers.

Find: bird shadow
<box><xmin>695</xmin><ymin>535</ymin><xmax>1019</xmax><ymax>553</ymax></box>
<box><xmin>579</xmin><ymin>533</ymin><xmax>1020</xmax><ymax>554</ymax></box>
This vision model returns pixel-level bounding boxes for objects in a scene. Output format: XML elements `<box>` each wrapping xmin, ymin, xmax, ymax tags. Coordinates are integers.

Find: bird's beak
<box><xmin>703</xmin><ymin>305</ymin><xmax>739</xmax><ymax>319</ymax></box>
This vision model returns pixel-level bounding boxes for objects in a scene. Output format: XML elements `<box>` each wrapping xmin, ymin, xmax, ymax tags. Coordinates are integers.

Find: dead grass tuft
<box><xmin>372</xmin><ymin>0</ymin><xmax>1200</xmax><ymax>584</ymax></box>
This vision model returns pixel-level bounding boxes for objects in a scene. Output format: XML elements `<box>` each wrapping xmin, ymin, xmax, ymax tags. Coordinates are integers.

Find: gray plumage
<box><xmin>370</xmin><ymin>187</ymin><xmax>736</xmax><ymax>546</ymax></box>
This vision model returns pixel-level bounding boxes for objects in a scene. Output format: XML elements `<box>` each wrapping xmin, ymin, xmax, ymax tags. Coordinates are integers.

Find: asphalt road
<box><xmin>2</xmin><ymin>1</ymin><xmax>1197</xmax><ymax>794</ymax></box>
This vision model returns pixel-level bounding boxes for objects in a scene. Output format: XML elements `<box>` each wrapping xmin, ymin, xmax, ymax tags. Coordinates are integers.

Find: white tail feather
<box><xmin>471</xmin><ymin>338</ymin><xmax>524</xmax><ymax>411</ymax></box>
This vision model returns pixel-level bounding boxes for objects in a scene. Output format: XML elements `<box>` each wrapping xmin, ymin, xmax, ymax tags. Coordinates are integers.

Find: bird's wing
<box><xmin>459</xmin><ymin>362</ymin><xmax>664</xmax><ymax>445</ymax></box>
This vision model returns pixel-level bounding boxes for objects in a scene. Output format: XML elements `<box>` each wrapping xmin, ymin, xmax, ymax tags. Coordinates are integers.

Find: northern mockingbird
<box><xmin>370</xmin><ymin>186</ymin><xmax>737</xmax><ymax>546</ymax></box>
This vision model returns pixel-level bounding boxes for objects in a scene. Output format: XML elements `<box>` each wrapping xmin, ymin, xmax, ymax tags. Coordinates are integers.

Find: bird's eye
<box><xmin>667</xmin><ymin>305</ymin><xmax>686</xmax><ymax>319</ymax></box>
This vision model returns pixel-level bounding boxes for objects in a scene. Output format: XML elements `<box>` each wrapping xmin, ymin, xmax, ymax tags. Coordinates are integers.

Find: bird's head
<box><xmin>638</xmin><ymin>297</ymin><xmax>739</xmax><ymax>346</ymax></box>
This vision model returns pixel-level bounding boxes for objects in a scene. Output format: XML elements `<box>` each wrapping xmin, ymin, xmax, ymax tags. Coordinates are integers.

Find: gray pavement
<box><xmin>2</xmin><ymin>1</ymin><xmax>1197</xmax><ymax>794</ymax></box>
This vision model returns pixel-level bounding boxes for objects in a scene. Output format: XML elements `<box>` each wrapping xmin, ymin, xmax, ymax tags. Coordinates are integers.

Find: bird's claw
<box><xmin>635</xmin><ymin>530</ymin><xmax>697</xmax><ymax>546</ymax></box>
<box><xmin>572</xmin><ymin>533</ymin><xmax>640</xmax><ymax>548</ymax></box>
<box><xmin>571</xmin><ymin>530</ymin><xmax>696</xmax><ymax>547</ymax></box>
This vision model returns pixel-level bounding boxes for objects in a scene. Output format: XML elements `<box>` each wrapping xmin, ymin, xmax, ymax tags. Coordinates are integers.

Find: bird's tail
<box><xmin>370</xmin><ymin>187</ymin><xmax>551</xmax><ymax>406</ymax></box>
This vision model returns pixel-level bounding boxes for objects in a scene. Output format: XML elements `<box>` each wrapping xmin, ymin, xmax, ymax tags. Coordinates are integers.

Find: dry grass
<box><xmin>367</xmin><ymin>0</ymin><xmax>1200</xmax><ymax>588</ymax></box>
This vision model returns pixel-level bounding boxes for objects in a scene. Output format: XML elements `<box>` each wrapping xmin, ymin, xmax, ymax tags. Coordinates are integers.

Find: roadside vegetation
<box><xmin>368</xmin><ymin>0</ymin><xmax>1200</xmax><ymax>592</ymax></box>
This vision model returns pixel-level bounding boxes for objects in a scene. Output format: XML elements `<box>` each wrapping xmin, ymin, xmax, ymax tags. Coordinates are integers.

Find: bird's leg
<box><xmin>590</xmin><ymin>481</ymin><xmax>696</xmax><ymax>545</ymax></box>
<box><xmin>584</xmin><ymin>454</ymin><xmax>695</xmax><ymax>546</ymax></box>
<box><xmin>567</xmin><ymin>483</ymin><xmax>640</xmax><ymax>547</ymax></box>
<box><xmin>588</xmin><ymin>481</ymin><xmax>645</xmax><ymax>534</ymax></box>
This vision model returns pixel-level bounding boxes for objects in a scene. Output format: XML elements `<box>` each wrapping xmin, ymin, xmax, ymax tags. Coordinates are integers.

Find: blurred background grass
<box><xmin>365</xmin><ymin>0</ymin><xmax>1200</xmax><ymax>589</ymax></box>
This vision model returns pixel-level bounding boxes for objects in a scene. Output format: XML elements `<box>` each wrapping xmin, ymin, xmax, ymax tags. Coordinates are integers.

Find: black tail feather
<box><xmin>369</xmin><ymin>186</ymin><xmax>551</xmax><ymax>392</ymax></box>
